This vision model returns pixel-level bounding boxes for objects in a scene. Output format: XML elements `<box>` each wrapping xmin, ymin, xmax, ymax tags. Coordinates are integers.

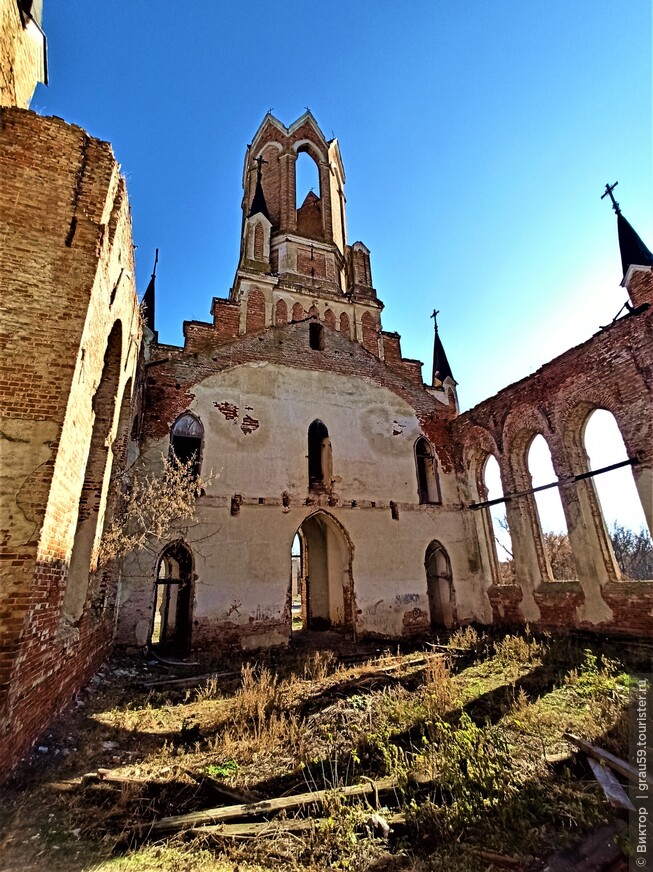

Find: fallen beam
<box><xmin>141</xmin><ymin>774</ymin><xmax>419</xmax><ymax>836</ymax></box>
<box><xmin>188</xmin><ymin>811</ymin><xmax>407</xmax><ymax>839</ymax></box>
<box><xmin>564</xmin><ymin>733</ymin><xmax>653</xmax><ymax>788</ymax></box>
<box><xmin>463</xmin><ymin>846</ymin><xmax>522</xmax><ymax>867</ymax></box>
<box><xmin>586</xmin><ymin>757</ymin><xmax>635</xmax><ymax>812</ymax></box>
<box><xmin>139</xmin><ymin>670</ymin><xmax>240</xmax><ymax>691</ymax></box>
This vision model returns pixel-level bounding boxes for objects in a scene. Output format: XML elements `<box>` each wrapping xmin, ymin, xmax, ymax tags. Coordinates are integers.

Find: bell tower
<box><xmin>235</xmin><ymin>111</ymin><xmax>348</xmax><ymax>292</ymax></box>
<box><xmin>224</xmin><ymin>112</ymin><xmax>385</xmax><ymax>356</ymax></box>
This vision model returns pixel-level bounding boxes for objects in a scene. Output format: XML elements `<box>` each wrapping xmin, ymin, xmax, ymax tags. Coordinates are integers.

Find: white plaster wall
<box><xmin>192</xmin><ymin>363</ymin><xmax>453</xmax><ymax>503</ymax></box>
<box><xmin>118</xmin><ymin>500</ymin><xmax>492</xmax><ymax>648</ymax></box>
<box><xmin>117</xmin><ymin>364</ymin><xmax>492</xmax><ymax>649</ymax></box>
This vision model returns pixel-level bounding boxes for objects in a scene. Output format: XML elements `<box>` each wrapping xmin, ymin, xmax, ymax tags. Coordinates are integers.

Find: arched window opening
<box><xmin>151</xmin><ymin>542</ymin><xmax>193</xmax><ymax>654</ymax></box>
<box><xmin>309</xmin><ymin>322</ymin><xmax>324</xmax><ymax>350</ymax></box>
<box><xmin>415</xmin><ymin>437</ymin><xmax>441</xmax><ymax>504</ymax></box>
<box><xmin>91</xmin><ymin>378</ymin><xmax>134</xmax><ymax>614</ymax></box>
<box><xmin>111</xmin><ymin>378</ymin><xmax>134</xmax><ymax>471</ymax></box>
<box><xmin>527</xmin><ymin>435</ymin><xmax>576</xmax><ymax>580</ymax></box>
<box><xmin>170</xmin><ymin>412</ymin><xmax>203</xmax><ymax>479</ymax></box>
<box><xmin>584</xmin><ymin>410</ymin><xmax>652</xmax><ymax>579</ymax></box>
<box><xmin>484</xmin><ymin>455</ymin><xmax>514</xmax><ymax>584</ymax></box>
<box><xmin>425</xmin><ymin>541</ymin><xmax>455</xmax><ymax>629</ymax></box>
<box><xmin>295</xmin><ymin>150</ymin><xmax>320</xmax><ymax>209</ymax></box>
<box><xmin>308</xmin><ymin>419</ymin><xmax>331</xmax><ymax>491</ymax></box>
<box><xmin>324</xmin><ymin>309</ymin><xmax>336</xmax><ymax>330</ymax></box>
<box><xmin>340</xmin><ymin>312</ymin><xmax>350</xmax><ymax>336</ymax></box>
<box><xmin>64</xmin><ymin>322</ymin><xmax>122</xmax><ymax>623</ymax></box>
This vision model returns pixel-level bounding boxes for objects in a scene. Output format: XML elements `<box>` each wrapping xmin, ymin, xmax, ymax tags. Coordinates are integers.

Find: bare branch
<box><xmin>98</xmin><ymin>455</ymin><xmax>213</xmax><ymax>566</ymax></box>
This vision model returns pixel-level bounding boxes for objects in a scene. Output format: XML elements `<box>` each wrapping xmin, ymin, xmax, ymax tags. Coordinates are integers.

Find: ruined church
<box><xmin>1</xmin><ymin>0</ymin><xmax>652</xmax><ymax>778</ymax></box>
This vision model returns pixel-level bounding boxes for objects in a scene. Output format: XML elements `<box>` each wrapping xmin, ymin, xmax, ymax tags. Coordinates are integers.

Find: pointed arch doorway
<box><xmin>425</xmin><ymin>541</ymin><xmax>455</xmax><ymax>629</ymax></box>
<box><xmin>291</xmin><ymin>512</ymin><xmax>354</xmax><ymax>634</ymax></box>
<box><xmin>150</xmin><ymin>542</ymin><xmax>194</xmax><ymax>655</ymax></box>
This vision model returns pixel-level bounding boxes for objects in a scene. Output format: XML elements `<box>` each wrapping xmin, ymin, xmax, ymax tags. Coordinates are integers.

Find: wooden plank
<box><xmin>564</xmin><ymin>733</ymin><xmax>653</xmax><ymax>788</ymax></box>
<box><xmin>188</xmin><ymin>811</ymin><xmax>407</xmax><ymax>839</ymax></box>
<box><xmin>586</xmin><ymin>757</ymin><xmax>635</xmax><ymax>812</ymax></box>
<box><xmin>143</xmin><ymin>775</ymin><xmax>402</xmax><ymax>836</ymax></box>
<box><xmin>81</xmin><ymin>769</ymin><xmax>183</xmax><ymax>788</ymax></box>
<box><xmin>463</xmin><ymin>846</ymin><xmax>521</xmax><ymax>867</ymax></box>
<box><xmin>140</xmin><ymin>670</ymin><xmax>240</xmax><ymax>691</ymax></box>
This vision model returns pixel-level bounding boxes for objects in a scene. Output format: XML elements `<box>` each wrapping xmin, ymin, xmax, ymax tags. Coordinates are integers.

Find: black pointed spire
<box><xmin>248</xmin><ymin>157</ymin><xmax>270</xmax><ymax>220</ymax></box>
<box><xmin>617</xmin><ymin>213</ymin><xmax>653</xmax><ymax>276</ymax></box>
<box><xmin>142</xmin><ymin>248</ymin><xmax>158</xmax><ymax>333</ymax></box>
<box><xmin>601</xmin><ymin>182</ymin><xmax>653</xmax><ymax>276</ymax></box>
<box><xmin>430</xmin><ymin>309</ymin><xmax>454</xmax><ymax>386</ymax></box>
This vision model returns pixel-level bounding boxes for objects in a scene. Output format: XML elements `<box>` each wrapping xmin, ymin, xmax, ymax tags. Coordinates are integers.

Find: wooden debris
<box><xmin>586</xmin><ymin>758</ymin><xmax>635</xmax><ymax>812</ymax></box>
<box><xmin>148</xmin><ymin>650</ymin><xmax>200</xmax><ymax>668</ymax></box>
<box><xmin>139</xmin><ymin>669</ymin><xmax>240</xmax><ymax>691</ymax></box>
<box><xmin>544</xmin><ymin>750</ymin><xmax>574</xmax><ymax>765</ymax></box>
<box><xmin>564</xmin><ymin>733</ymin><xmax>653</xmax><ymax>787</ymax></box>
<box><xmin>141</xmin><ymin>774</ymin><xmax>419</xmax><ymax>836</ymax></box>
<box><xmin>425</xmin><ymin>642</ymin><xmax>468</xmax><ymax>654</ymax></box>
<box><xmin>81</xmin><ymin>767</ymin><xmax>188</xmax><ymax>788</ymax></box>
<box><xmin>301</xmin><ymin>657</ymin><xmax>433</xmax><ymax>718</ymax></box>
<box><xmin>189</xmin><ymin>811</ymin><xmax>406</xmax><ymax>840</ymax></box>
<box><xmin>464</xmin><ymin>845</ymin><xmax>522</xmax><ymax>867</ymax></box>
<box><xmin>182</xmin><ymin>769</ymin><xmax>262</xmax><ymax>805</ymax></box>
<box><xmin>44</xmin><ymin>778</ymin><xmax>82</xmax><ymax>792</ymax></box>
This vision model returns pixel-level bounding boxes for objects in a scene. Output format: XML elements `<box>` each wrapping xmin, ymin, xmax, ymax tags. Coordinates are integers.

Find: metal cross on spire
<box><xmin>601</xmin><ymin>181</ymin><xmax>621</xmax><ymax>215</ymax></box>
<box><xmin>253</xmin><ymin>155</ymin><xmax>268</xmax><ymax>181</ymax></box>
<box><xmin>431</xmin><ymin>308</ymin><xmax>440</xmax><ymax>331</ymax></box>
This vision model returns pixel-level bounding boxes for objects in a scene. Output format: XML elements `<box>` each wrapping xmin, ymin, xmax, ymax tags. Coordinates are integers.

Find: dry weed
<box><xmin>449</xmin><ymin>625</ymin><xmax>481</xmax><ymax>650</ymax></box>
<box><xmin>422</xmin><ymin>655</ymin><xmax>458</xmax><ymax>720</ymax></box>
<box><xmin>303</xmin><ymin>650</ymin><xmax>338</xmax><ymax>682</ymax></box>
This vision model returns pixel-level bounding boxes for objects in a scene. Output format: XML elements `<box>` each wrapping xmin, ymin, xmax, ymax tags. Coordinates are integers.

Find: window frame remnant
<box><xmin>415</xmin><ymin>437</ymin><xmax>441</xmax><ymax>505</ymax></box>
<box><xmin>170</xmin><ymin>412</ymin><xmax>203</xmax><ymax>479</ymax></box>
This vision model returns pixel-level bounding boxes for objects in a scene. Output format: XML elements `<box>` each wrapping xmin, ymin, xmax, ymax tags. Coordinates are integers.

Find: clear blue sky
<box><xmin>34</xmin><ymin>1</ymin><xmax>652</xmax><ymax>410</ymax></box>
<box><xmin>33</xmin><ymin>2</ymin><xmax>651</xmax><ymax>534</ymax></box>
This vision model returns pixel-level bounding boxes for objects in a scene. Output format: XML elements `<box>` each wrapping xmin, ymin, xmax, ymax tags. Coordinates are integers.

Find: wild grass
<box><xmin>0</xmin><ymin>631</ymin><xmax>636</xmax><ymax>872</ymax></box>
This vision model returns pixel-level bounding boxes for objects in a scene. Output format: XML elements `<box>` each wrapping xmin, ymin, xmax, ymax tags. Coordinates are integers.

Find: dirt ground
<box><xmin>0</xmin><ymin>628</ymin><xmax>645</xmax><ymax>872</ymax></box>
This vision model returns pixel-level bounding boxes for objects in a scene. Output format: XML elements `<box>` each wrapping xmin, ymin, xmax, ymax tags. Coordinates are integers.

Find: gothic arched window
<box><xmin>308</xmin><ymin>419</ymin><xmax>332</xmax><ymax>491</ymax></box>
<box><xmin>170</xmin><ymin>412</ymin><xmax>203</xmax><ymax>479</ymax></box>
<box><xmin>415</xmin><ymin>437</ymin><xmax>441</xmax><ymax>504</ymax></box>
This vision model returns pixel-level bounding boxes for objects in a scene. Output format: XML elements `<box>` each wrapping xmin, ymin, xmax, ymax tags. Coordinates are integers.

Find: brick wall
<box><xmin>0</xmin><ymin>108</ymin><xmax>140</xmax><ymax>778</ymax></box>
<box><xmin>275</xmin><ymin>299</ymin><xmax>288</xmax><ymax>326</ymax></box>
<box><xmin>141</xmin><ymin>319</ymin><xmax>453</xmax><ymax>445</ymax></box>
<box><xmin>361</xmin><ymin>311</ymin><xmax>379</xmax><ymax>356</ymax></box>
<box><xmin>0</xmin><ymin>0</ymin><xmax>45</xmax><ymax>108</ymax></box>
<box><xmin>454</xmin><ymin>304</ymin><xmax>653</xmax><ymax>638</ymax></box>
<box><xmin>245</xmin><ymin>289</ymin><xmax>266</xmax><ymax>334</ymax></box>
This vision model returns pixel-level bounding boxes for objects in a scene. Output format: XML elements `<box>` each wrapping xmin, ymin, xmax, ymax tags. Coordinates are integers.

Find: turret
<box><xmin>431</xmin><ymin>309</ymin><xmax>458</xmax><ymax>411</ymax></box>
<box><xmin>601</xmin><ymin>182</ymin><xmax>653</xmax><ymax>309</ymax></box>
